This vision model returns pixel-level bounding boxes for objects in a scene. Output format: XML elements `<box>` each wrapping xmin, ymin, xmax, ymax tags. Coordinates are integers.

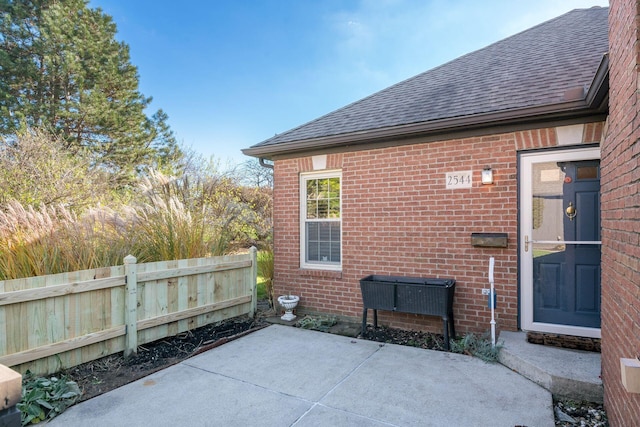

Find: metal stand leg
<box><xmin>449</xmin><ymin>311</ymin><xmax>456</xmax><ymax>340</ymax></box>
<box><xmin>442</xmin><ymin>318</ymin><xmax>450</xmax><ymax>351</ymax></box>
<box><xmin>373</xmin><ymin>309</ymin><xmax>378</xmax><ymax>328</ymax></box>
<box><xmin>361</xmin><ymin>308</ymin><xmax>368</xmax><ymax>335</ymax></box>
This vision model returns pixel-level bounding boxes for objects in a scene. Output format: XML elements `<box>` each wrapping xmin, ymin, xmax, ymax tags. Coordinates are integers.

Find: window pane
<box><xmin>307</xmin><ymin>180</ymin><xmax>317</xmax><ymax>199</ymax></box>
<box><xmin>307</xmin><ymin>200</ymin><xmax>318</xmax><ymax>219</ymax></box>
<box><xmin>305</xmin><ymin>221</ymin><xmax>340</xmax><ymax>263</ymax></box>
<box><xmin>328</xmin><ymin>178</ymin><xmax>340</xmax><ymax>198</ymax></box>
<box><xmin>319</xmin><ymin>222</ymin><xmax>331</xmax><ymax>240</ymax></box>
<box><xmin>577</xmin><ymin>166</ymin><xmax>598</xmax><ymax>180</ymax></box>
<box><xmin>317</xmin><ymin>200</ymin><xmax>329</xmax><ymax>218</ymax></box>
<box><xmin>307</xmin><ymin>222</ymin><xmax>318</xmax><ymax>241</ymax></box>
<box><xmin>318</xmin><ymin>179</ymin><xmax>329</xmax><ymax>197</ymax></box>
<box><xmin>319</xmin><ymin>242</ymin><xmax>331</xmax><ymax>261</ymax></box>
<box><xmin>331</xmin><ymin>224</ymin><xmax>341</xmax><ymax>240</ymax></box>
<box><xmin>329</xmin><ymin>199</ymin><xmax>340</xmax><ymax>218</ymax></box>
<box><xmin>307</xmin><ymin>241</ymin><xmax>319</xmax><ymax>261</ymax></box>
<box><xmin>331</xmin><ymin>243</ymin><xmax>341</xmax><ymax>262</ymax></box>
<box><xmin>532</xmin><ymin>162</ymin><xmax>564</xmax><ymax>239</ymax></box>
<box><xmin>305</xmin><ymin>177</ymin><xmax>340</xmax><ymax>218</ymax></box>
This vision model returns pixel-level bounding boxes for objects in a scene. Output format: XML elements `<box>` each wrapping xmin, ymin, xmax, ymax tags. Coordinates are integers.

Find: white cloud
<box><xmin>320</xmin><ymin>0</ymin><xmax>609</xmax><ymax>91</ymax></box>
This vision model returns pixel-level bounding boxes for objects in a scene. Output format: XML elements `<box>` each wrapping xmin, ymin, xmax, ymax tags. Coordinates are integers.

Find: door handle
<box><xmin>524</xmin><ymin>235</ymin><xmax>530</xmax><ymax>252</ymax></box>
<box><xmin>566</xmin><ymin>201</ymin><xmax>577</xmax><ymax>221</ymax></box>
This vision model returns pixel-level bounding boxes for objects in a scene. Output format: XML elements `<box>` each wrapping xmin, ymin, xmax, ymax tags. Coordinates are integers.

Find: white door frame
<box><xmin>520</xmin><ymin>147</ymin><xmax>601</xmax><ymax>338</ymax></box>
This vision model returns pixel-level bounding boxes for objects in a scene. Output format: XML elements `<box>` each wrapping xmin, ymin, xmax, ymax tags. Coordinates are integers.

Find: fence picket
<box><xmin>124</xmin><ymin>255</ymin><xmax>138</xmax><ymax>357</ymax></box>
<box><xmin>0</xmin><ymin>250</ymin><xmax>257</xmax><ymax>375</ymax></box>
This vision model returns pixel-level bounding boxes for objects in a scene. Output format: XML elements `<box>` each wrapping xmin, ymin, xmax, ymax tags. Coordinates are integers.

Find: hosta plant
<box><xmin>17</xmin><ymin>371</ymin><xmax>81</xmax><ymax>425</ymax></box>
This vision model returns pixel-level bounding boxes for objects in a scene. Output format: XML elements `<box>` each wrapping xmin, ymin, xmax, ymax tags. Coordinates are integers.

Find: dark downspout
<box><xmin>259</xmin><ymin>158</ymin><xmax>274</xmax><ymax>169</ymax></box>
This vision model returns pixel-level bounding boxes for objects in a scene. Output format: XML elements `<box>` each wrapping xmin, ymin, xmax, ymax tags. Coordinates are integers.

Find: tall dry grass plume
<box><xmin>0</xmin><ymin>201</ymin><xmax>130</xmax><ymax>279</ymax></box>
<box><xmin>1</xmin><ymin>128</ymin><xmax>272</xmax><ymax>279</ymax></box>
<box><xmin>131</xmin><ymin>169</ymin><xmax>251</xmax><ymax>260</ymax></box>
<box><xmin>0</xmin><ymin>168</ymin><xmax>265</xmax><ymax>279</ymax></box>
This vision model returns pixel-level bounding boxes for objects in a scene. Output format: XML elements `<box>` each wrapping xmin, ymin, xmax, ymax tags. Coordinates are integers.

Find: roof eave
<box><xmin>242</xmin><ymin>98</ymin><xmax>606</xmax><ymax>160</ymax></box>
<box><xmin>585</xmin><ymin>53</ymin><xmax>609</xmax><ymax>111</ymax></box>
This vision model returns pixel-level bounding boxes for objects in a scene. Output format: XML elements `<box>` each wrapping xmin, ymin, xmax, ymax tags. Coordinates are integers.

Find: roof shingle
<box><xmin>245</xmin><ymin>7</ymin><xmax>608</xmax><ymax>155</ymax></box>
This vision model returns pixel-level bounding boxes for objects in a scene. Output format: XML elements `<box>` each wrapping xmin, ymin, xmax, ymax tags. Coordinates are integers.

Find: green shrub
<box><xmin>17</xmin><ymin>371</ymin><xmax>81</xmax><ymax>425</ymax></box>
<box><xmin>450</xmin><ymin>332</ymin><xmax>503</xmax><ymax>362</ymax></box>
<box><xmin>0</xmin><ymin>128</ymin><xmax>113</xmax><ymax>210</ymax></box>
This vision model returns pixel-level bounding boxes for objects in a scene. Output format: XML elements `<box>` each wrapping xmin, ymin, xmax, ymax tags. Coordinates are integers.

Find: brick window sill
<box><xmin>298</xmin><ymin>269</ymin><xmax>342</xmax><ymax>279</ymax></box>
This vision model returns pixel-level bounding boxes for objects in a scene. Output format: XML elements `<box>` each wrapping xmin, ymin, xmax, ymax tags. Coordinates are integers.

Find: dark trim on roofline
<box><xmin>243</xmin><ymin>55</ymin><xmax>610</xmax><ymax>161</ymax></box>
<box><xmin>260</xmin><ymin>114</ymin><xmax>607</xmax><ymax>160</ymax></box>
<box><xmin>585</xmin><ymin>53</ymin><xmax>609</xmax><ymax>110</ymax></box>
<box><xmin>243</xmin><ymin>105</ymin><xmax>606</xmax><ymax>160</ymax></box>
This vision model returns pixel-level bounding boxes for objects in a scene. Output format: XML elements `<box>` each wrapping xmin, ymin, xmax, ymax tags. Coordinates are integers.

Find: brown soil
<box><xmin>68</xmin><ymin>315</ymin><xmax>268</xmax><ymax>403</ymax></box>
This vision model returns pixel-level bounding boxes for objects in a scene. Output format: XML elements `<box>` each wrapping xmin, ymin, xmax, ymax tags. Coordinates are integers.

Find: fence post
<box><xmin>249</xmin><ymin>246</ymin><xmax>257</xmax><ymax>318</ymax></box>
<box><xmin>123</xmin><ymin>255</ymin><xmax>138</xmax><ymax>357</ymax></box>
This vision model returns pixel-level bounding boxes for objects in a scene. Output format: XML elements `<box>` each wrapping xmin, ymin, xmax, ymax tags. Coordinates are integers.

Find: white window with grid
<box><xmin>300</xmin><ymin>171</ymin><xmax>341</xmax><ymax>270</ymax></box>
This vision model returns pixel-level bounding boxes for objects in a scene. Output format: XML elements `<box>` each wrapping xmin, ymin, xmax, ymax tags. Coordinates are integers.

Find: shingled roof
<box><xmin>243</xmin><ymin>7</ymin><xmax>609</xmax><ymax>159</ymax></box>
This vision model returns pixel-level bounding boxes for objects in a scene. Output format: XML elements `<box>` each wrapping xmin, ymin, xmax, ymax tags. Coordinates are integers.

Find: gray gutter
<box><xmin>585</xmin><ymin>53</ymin><xmax>609</xmax><ymax>110</ymax></box>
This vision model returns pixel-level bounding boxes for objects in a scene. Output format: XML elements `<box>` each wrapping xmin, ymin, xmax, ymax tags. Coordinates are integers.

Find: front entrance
<box><xmin>520</xmin><ymin>148</ymin><xmax>601</xmax><ymax>338</ymax></box>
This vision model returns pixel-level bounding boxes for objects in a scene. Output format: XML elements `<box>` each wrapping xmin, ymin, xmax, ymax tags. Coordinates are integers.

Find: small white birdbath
<box><xmin>277</xmin><ymin>295</ymin><xmax>300</xmax><ymax>321</ymax></box>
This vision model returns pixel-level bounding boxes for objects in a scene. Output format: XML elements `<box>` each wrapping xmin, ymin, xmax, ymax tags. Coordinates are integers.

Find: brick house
<box><xmin>245</xmin><ymin>5</ymin><xmax>639</xmax><ymax>424</ymax></box>
<box><xmin>601</xmin><ymin>0</ymin><xmax>640</xmax><ymax>424</ymax></box>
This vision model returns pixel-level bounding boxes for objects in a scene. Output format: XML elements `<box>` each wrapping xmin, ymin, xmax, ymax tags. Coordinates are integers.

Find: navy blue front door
<box><xmin>532</xmin><ymin>161</ymin><xmax>601</xmax><ymax>328</ymax></box>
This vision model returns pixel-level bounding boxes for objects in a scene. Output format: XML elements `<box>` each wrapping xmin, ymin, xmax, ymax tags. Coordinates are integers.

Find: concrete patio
<box><xmin>49</xmin><ymin>324</ymin><xmax>554</xmax><ymax>426</ymax></box>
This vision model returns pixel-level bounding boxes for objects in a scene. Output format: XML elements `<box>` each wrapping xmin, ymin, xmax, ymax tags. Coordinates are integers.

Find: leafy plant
<box><xmin>17</xmin><ymin>371</ymin><xmax>81</xmax><ymax>425</ymax></box>
<box><xmin>450</xmin><ymin>332</ymin><xmax>503</xmax><ymax>362</ymax></box>
<box><xmin>297</xmin><ymin>315</ymin><xmax>338</xmax><ymax>332</ymax></box>
<box><xmin>0</xmin><ymin>128</ymin><xmax>114</xmax><ymax>210</ymax></box>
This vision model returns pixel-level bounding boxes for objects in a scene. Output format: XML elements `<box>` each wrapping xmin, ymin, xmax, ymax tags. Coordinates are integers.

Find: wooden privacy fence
<box><xmin>0</xmin><ymin>248</ymin><xmax>257</xmax><ymax>376</ymax></box>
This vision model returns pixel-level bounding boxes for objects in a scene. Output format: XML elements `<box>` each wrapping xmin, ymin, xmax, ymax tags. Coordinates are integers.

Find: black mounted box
<box><xmin>470</xmin><ymin>232</ymin><xmax>508</xmax><ymax>248</ymax></box>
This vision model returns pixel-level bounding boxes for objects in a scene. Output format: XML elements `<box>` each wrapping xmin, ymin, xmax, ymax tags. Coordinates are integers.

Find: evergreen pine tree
<box><xmin>0</xmin><ymin>0</ymin><xmax>181</xmax><ymax>184</ymax></box>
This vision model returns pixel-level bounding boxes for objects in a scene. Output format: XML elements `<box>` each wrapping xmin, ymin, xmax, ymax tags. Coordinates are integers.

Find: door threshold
<box><xmin>524</xmin><ymin>321</ymin><xmax>601</xmax><ymax>339</ymax></box>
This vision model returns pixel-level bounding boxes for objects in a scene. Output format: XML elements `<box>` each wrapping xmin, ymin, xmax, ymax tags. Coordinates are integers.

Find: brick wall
<box><xmin>601</xmin><ymin>0</ymin><xmax>640</xmax><ymax>424</ymax></box>
<box><xmin>273</xmin><ymin>123</ymin><xmax>602</xmax><ymax>336</ymax></box>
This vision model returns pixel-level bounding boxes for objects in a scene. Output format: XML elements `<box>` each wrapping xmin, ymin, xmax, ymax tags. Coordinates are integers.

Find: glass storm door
<box><xmin>520</xmin><ymin>148</ymin><xmax>601</xmax><ymax>338</ymax></box>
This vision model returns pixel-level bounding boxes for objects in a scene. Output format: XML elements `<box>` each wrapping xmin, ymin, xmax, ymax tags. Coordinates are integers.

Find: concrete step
<box><xmin>498</xmin><ymin>331</ymin><xmax>603</xmax><ymax>403</ymax></box>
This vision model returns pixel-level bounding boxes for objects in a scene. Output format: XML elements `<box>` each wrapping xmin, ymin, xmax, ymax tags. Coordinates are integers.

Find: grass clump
<box><xmin>0</xmin><ymin>169</ymin><xmax>271</xmax><ymax>279</ymax></box>
<box><xmin>17</xmin><ymin>371</ymin><xmax>81</xmax><ymax>425</ymax></box>
<box><xmin>256</xmin><ymin>249</ymin><xmax>274</xmax><ymax>306</ymax></box>
<box><xmin>450</xmin><ymin>332</ymin><xmax>503</xmax><ymax>362</ymax></box>
<box><xmin>0</xmin><ymin>202</ymin><xmax>131</xmax><ymax>279</ymax></box>
<box><xmin>297</xmin><ymin>315</ymin><xmax>338</xmax><ymax>332</ymax></box>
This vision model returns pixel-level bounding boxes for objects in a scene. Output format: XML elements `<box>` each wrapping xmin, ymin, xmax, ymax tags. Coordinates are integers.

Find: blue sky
<box><xmin>88</xmin><ymin>0</ymin><xmax>609</xmax><ymax>167</ymax></box>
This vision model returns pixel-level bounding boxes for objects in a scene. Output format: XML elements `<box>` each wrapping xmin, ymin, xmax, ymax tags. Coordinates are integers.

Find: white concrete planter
<box><xmin>277</xmin><ymin>295</ymin><xmax>300</xmax><ymax>321</ymax></box>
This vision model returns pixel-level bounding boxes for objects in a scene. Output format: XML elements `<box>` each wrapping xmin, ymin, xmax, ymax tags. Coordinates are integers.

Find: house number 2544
<box><xmin>445</xmin><ymin>171</ymin><xmax>472</xmax><ymax>189</ymax></box>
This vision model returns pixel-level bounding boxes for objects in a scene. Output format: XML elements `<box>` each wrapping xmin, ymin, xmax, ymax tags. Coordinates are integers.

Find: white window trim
<box><xmin>300</xmin><ymin>170</ymin><xmax>342</xmax><ymax>271</ymax></box>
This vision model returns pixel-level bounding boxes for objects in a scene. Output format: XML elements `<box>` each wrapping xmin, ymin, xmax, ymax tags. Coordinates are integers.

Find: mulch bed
<box><xmin>67</xmin><ymin>316</ymin><xmax>267</xmax><ymax>402</ymax></box>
